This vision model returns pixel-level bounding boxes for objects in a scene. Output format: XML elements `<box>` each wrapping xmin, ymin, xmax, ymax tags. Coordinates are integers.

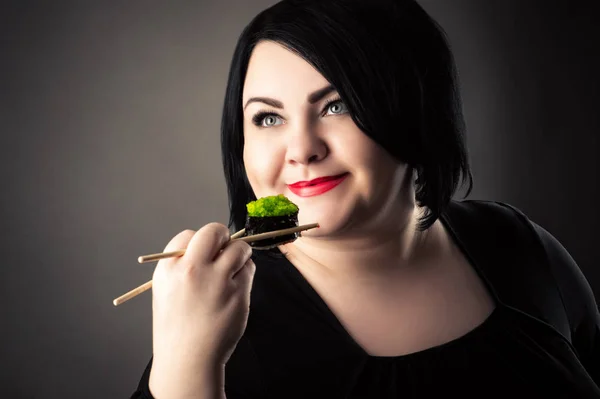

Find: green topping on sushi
<box><xmin>246</xmin><ymin>194</ymin><xmax>299</xmax><ymax>217</ymax></box>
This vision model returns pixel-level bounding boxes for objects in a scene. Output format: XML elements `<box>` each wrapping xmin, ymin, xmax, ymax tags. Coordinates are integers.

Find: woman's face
<box><xmin>242</xmin><ymin>40</ymin><xmax>414</xmax><ymax>238</ymax></box>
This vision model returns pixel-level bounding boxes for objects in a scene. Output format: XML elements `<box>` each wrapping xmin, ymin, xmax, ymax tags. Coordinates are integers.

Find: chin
<box><xmin>298</xmin><ymin>207</ymin><xmax>352</xmax><ymax>238</ymax></box>
<box><xmin>289</xmin><ymin>186</ymin><xmax>358</xmax><ymax>233</ymax></box>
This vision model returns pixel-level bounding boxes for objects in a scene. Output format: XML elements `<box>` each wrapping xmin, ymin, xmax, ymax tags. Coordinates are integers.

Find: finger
<box><xmin>184</xmin><ymin>223</ymin><xmax>231</xmax><ymax>265</ymax></box>
<box><xmin>232</xmin><ymin>258</ymin><xmax>256</xmax><ymax>300</ymax></box>
<box><xmin>216</xmin><ymin>239</ymin><xmax>253</xmax><ymax>278</ymax></box>
<box><xmin>153</xmin><ymin>229</ymin><xmax>196</xmax><ymax>281</ymax></box>
<box><xmin>233</xmin><ymin>257</ymin><xmax>256</xmax><ymax>282</ymax></box>
<box><xmin>162</xmin><ymin>229</ymin><xmax>196</xmax><ymax>254</ymax></box>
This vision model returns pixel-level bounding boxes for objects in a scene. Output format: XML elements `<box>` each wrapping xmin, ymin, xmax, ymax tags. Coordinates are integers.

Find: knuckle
<box><xmin>246</xmin><ymin>263</ymin><xmax>256</xmax><ymax>278</ymax></box>
<box><xmin>169</xmin><ymin>257</ymin><xmax>198</xmax><ymax>282</ymax></box>
<box><xmin>180</xmin><ymin>261</ymin><xmax>196</xmax><ymax>279</ymax></box>
<box><xmin>164</xmin><ymin>229</ymin><xmax>195</xmax><ymax>252</ymax></box>
<box><xmin>201</xmin><ymin>222</ymin><xmax>229</xmax><ymax>240</ymax></box>
<box><xmin>246</xmin><ymin>258</ymin><xmax>256</xmax><ymax>271</ymax></box>
<box><xmin>174</xmin><ymin>229</ymin><xmax>196</xmax><ymax>241</ymax></box>
<box><xmin>234</xmin><ymin>240</ymin><xmax>253</xmax><ymax>260</ymax></box>
<box><xmin>242</xmin><ymin>242</ymin><xmax>253</xmax><ymax>258</ymax></box>
<box><xmin>221</xmin><ymin>240</ymin><xmax>250</xmax><ymax>264</ymax></box>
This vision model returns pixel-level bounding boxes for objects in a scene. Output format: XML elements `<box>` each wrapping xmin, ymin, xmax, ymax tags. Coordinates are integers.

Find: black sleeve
<box><xmin>531</xmin><ymin>222</ymin><xmax>600</xmax><ymax>384</ymax></box>
<box><xmin>129</xmin><ymin>336</ymin><xmax>264</xmax><ymax>398</ymax></box>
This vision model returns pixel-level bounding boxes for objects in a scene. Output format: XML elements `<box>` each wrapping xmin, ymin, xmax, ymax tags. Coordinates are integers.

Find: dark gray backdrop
<box><xmin>1</xmin><ymin>1</ymin><xmax>598</xmax><ymax>398</ymax></box>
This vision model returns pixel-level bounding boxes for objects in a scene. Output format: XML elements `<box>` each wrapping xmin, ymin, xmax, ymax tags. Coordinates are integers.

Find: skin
<box><xmin>242</xmin><ymin>40</ymin><xmax>445</xmax><ymax>284</ymax></box>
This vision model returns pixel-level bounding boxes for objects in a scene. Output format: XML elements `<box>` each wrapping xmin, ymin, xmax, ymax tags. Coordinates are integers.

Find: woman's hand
<box><xmin>148</xmin><ymin>223</ymin><xmax>256</xmax><ymax>397</ymax></box>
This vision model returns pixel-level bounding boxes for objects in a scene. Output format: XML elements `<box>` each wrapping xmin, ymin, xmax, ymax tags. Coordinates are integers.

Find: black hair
<box><xmin>220</xmin><ymin>0</ymin><xmax>473</xmax><ymax>254</ymax></box>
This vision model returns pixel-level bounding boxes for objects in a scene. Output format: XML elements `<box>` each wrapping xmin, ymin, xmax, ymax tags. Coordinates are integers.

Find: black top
<box><xmin>131</xmin><ymin>200</ymin><xmax>600</xmax><ymax>398</ymax></box>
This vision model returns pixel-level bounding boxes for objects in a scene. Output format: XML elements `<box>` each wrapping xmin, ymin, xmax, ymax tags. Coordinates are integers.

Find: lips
<box><xmin>287</xmin><ymin>173</ymin><xmax>349</xmax><ymax>197</ymax></box>
<box><xmin>288</xmin><ymin>174</ymin><xmax>348</xmax><ymax>188</ymax></box>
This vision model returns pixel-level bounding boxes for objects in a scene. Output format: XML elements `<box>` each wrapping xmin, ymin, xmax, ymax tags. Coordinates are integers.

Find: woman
<box><xmin>132</xmin><ymin>0</ymin><xmax>600</xmax><ymax>397</ymax></box>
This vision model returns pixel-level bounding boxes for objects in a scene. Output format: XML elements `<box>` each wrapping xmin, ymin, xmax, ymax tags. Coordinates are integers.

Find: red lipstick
<box><xmin>288</xmin><ymin>173</ymin><xmax>349</xmax><ymax>197</ymax></box>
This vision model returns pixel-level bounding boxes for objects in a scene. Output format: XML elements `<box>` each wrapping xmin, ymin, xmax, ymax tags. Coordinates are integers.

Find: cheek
<box><xmin>338</xmin><ymin>133</ymin><xmax>401</xmax><ymax>192</ymax></box>
<box><xmin>354</xmin><ymin>136</ymin><xmax>397</xmax><ymax>173</ymax></box>
<box><xmin>334</xmin><ymin>133</ymin><xmax>381</xmax><ymax>172</ymax></box>
<box><xmin>243</xmin><ymin>137</ymin><xmax>282</xmax><ymax>187</ymax></box>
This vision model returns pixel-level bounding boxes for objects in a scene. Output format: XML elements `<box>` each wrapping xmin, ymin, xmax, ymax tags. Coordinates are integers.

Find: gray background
<box><xmin>2</xmin><ymin>0</ymin><xmax>598</xmax><ymax>397</ymax></box>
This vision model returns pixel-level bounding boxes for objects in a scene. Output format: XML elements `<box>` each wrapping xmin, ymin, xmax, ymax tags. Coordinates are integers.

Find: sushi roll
<box><xmin>245</xmin><ymin>194</ymin><xmax>300</xmax><ymax>249</ymax></box>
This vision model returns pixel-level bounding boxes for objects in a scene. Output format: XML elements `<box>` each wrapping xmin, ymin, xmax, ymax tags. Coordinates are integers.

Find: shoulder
<box><xmin>473</xmin><ymin>200</ymin><xmax>600</xmax><ymax>381</ymax></box>
<box><xmin>445</xmin><ymin>198</ymin><xmax>531</xmax><ymax>223</ymax></box>
<box><xmin>447</xmin><ymin>199</ymin><xmax>599</xmax><ymax>339</ymax></box>
<box><xmin>444</xmin><ymin>199</ymin><xmax>538</xmax><ymax>237</ymax></box>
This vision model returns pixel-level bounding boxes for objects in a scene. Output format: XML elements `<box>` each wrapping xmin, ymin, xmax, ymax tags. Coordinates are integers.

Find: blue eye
<box><xmin>252</xmin><ymin>112</ymin><xmax>284</xmax><ymax>127</ymax></box>
<box><xmin>322</xmin><ymin>98</ymin><xmax>348</xmax><ymax>116</ymax></box>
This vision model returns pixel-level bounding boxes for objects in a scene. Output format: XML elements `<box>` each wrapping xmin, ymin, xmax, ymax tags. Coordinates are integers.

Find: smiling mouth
<box><xmin>287</xmin><ymin>173</ymin><xmax>349</xmax><ymax>197</ymax></box>
<box><xmin>289</xmin><ymin>173</ymin><xmax>348</xmax><ymax>188</ymax></box>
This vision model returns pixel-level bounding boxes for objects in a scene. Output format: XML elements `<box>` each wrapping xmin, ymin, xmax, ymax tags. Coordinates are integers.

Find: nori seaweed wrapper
<box><xmin>244</xmin><ymin>212</ymin><xmax>299</xmax><ymax>249</ymax></box>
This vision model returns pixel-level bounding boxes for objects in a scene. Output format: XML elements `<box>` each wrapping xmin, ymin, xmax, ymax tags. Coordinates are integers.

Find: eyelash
<box><xmin>251</xmin><ymin>96</ymin><xmax>346</xmax><ymax>127</ymax></box>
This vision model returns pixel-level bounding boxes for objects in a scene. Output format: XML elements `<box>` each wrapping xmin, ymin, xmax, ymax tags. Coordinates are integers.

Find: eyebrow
<box><xmin>243</xmin><ymin>84</ymin><xmax>336</xmax><ymax>110</ymax></box>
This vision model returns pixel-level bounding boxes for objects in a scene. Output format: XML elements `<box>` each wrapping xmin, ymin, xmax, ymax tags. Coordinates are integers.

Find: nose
<box><xmin>284</xmin><ymin>124</ymin><xmax>328</xmax><ymax>165</ymax></box>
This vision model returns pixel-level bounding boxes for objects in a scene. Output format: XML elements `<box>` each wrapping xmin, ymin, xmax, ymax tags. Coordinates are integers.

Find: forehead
<box><xmin>242</xmin><ymin>40</ymin><xmax>330</xmax><ymax>101</ymax></box>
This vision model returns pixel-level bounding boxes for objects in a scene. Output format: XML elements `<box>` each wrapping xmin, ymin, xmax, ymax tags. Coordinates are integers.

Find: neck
<box><xmin>279</xmin><ymin>205</ymin><xmax>439</xmax><ymax>281</ymax></box>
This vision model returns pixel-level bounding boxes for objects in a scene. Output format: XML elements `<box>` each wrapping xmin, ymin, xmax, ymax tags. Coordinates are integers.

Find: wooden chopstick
<box><xmin>113</xmin><ymin>223</ymin><xmax>319</xmax><ymax>306</ymax></box>
<box><xmin>137</xmin><ymin>228</ymin><xmax>247</xmax><ymax>263</ymax></box>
